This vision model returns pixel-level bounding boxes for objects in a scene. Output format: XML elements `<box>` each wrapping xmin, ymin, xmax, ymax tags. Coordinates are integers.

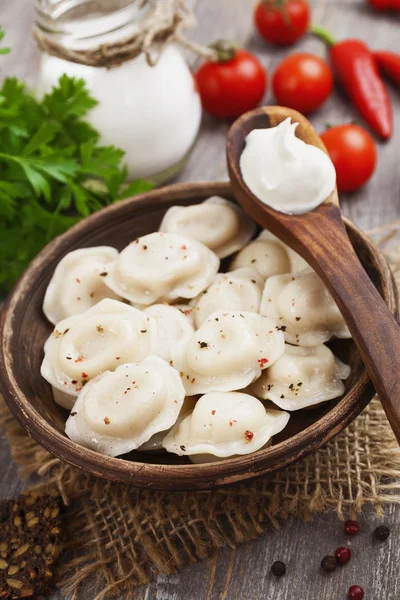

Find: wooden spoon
<box><xmin>227</xmin><ymin>105</ymin><xmax>400</xmax><ymax>444</ymax></box>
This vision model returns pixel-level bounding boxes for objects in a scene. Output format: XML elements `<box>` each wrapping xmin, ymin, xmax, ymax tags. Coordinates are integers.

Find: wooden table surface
<box><xmin>1</xmin><ymin>0</ymin><xmax>400</xmax><ymax>598</ymax></box>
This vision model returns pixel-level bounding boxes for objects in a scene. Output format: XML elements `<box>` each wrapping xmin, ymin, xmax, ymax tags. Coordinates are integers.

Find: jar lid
<box><xmin>34</xmin><ymin>0</ymin><xmax>201</xmax><ymax>67</ymax></box>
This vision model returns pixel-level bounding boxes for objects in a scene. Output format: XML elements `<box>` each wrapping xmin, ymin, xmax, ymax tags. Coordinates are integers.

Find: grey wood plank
<box><xmin>1</xmin><ymin>0</ymin><xmax>400</xmax><ymax>599</ymax></box>
<box><xmin>133</xmin><ymin>506</ymin><xmax>399</xmax><ymax>600</ymax></box>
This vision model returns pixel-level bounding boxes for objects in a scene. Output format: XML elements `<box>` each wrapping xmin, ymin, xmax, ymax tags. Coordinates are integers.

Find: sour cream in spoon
<box><xmin>240</xmin><ymin>117</ymin><xmax>336</xmax><ymax>215</ymax></box>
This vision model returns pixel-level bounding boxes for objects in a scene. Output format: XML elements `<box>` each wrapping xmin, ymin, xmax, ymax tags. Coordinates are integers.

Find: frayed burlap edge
<box><xmin>1</xmin><ymin>224</ymin><xmax>400</xmax><ymax>599</ymax></box>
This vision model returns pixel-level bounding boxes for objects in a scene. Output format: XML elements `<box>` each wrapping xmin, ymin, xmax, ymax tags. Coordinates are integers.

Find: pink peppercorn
<box><xmin>335</xmin><ymin>547</ymin><xmax>351</xmax><ymax>564</ymax></box>
<box><xmin>344</xmin><ymin>520</ymin><xmax>360</xmax><ymax>536</ymax></box>
<box><xmin>348</xmin><ymin>585</ymin><xmax>364</xmax><ymax>600</ymax></box>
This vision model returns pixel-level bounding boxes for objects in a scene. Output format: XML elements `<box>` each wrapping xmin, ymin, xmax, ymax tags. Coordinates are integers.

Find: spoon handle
<box><xmin>291</xmin><ymin>209</ymin><xmax>400</xmax><ymax>444</ymax></box>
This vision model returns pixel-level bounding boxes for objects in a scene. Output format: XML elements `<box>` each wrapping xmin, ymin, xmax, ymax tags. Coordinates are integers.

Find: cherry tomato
<box><xmin>195</xmin><ymin>49</ymin><xmax>267</xmax><ymax>119</ymax></box>
<box><xmin>321</xmin><ymin>124</ymin><xmax>377</xmax><ymax>192</ymax></box>
<box><xmin>254</xmin><ymin>0</ymin><xmax>310</xmax><ymax>46</ymax></box>
<box><xmin>272</xmin><ymin>53</ymin><xmax>333</xmax><ymax>114</ymax></box>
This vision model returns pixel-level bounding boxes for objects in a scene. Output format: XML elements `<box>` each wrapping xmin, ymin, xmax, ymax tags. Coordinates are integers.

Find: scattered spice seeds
<box><xmin>374</xmin><ymin>525</ymin><xmax>390</xmax><ymax>541</ymax></box>
<box><xmin>244</xmin><ymin>430</ymin><xmax>254</xmax><ymax>442</ymax></box>
<box><xmin>258</xmin><ymin>358</ymin><xmax>268</xmax><ymax>365</ymax></box>
<box><xmin>271</xmin><ymin>561</ymin><xmax>286</xmax><ymax>577</ymax></box>
<box><xmin>344</xmin><ymin>520</ymin><xmax>360</xmax><ymax>536</ymax></box>
<box><xmin>321</xmin><ymin>555</ymin><xmax>337</xmax><ymax>572</ymax></box>
<box><xmin>0</xmin><ymin>489</ymin><xmax>62</xmax><ymax>598</ymax></box>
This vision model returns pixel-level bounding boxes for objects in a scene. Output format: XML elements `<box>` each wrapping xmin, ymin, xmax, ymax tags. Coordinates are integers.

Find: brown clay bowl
<box><xmin>0</xmin><ymin>182</ymin><xmax>398</xmax><ymax>490</ymax></box>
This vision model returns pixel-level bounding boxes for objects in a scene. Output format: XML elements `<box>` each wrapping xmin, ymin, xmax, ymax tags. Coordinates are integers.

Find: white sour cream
<box><xmin>240</xmin><ymin>118</ymin><xmax>336</xmax><ymax>215</ymax></box>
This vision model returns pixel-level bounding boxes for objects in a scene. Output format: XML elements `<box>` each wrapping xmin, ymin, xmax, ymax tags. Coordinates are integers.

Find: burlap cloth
<box><xmin>1</xmin><ymin>223</ymin><xmax>400</xmax><ymax>600</ymax></box>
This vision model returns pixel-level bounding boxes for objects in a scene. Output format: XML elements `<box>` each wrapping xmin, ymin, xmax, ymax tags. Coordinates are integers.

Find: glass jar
<box><xmin>34</xmin><ymin>0</ymin><xmax>202</xmax><ymax>183</ymax></box>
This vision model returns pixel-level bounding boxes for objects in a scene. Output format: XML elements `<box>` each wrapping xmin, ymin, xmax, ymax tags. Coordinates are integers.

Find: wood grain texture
<box><xmin>227</xmin><ymin>105</ymin><xmax>400</xmax><ymax>443</ymax></box>
<box><xmin>1</xmin><ymin>0</ymin><xmax>400</xmax><ymax>598</ymax></box>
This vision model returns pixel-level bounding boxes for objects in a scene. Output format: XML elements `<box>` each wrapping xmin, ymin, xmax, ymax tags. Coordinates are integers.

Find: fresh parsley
<box><xmin>0</xmin><ymin>37</ymin><xmax>152</xmax><ymax>293</ymax></box>
<box><xmin>0</xmin><ymin>26</ymin><xmax>10</xmax><ymax>55</ymax></box>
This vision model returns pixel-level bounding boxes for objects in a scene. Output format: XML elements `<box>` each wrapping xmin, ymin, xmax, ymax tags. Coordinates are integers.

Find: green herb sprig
<box><xmin>0</xmin><ymin>26</ymin><xmax>10</xmax><ymax>55</ymax></box>
<box><xmin>0</xmin><ymin>32</ymin><xmax>152</xmax><ymax>293</ymax></box>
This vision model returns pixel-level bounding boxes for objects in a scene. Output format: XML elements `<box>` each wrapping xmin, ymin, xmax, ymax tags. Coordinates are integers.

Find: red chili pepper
<box><xmin>368</xmin><ymin>0</ymin><xmax>400</xmax><ymax>10</ymax></box>
<box><xmin>311</xmin><ymin>25</ymin><xmax>393</xmax><ymax>140</ymax></box>
<box><xmin>374</xmin><ymin>51</ymin><xmax>400</xmax><ymax>86</ymax></box>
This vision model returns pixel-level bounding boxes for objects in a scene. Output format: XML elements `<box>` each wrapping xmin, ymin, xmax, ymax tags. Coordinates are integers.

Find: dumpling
<box><xmin>65</xmin><ymin>356</ymin><xmax>185</xmax><ymax>457</ymax></box>
<box><xmin>103</xmin><ymin>232</ymin><xmax>220</xmax><ymax>305</ymax></box>
<box><xmin>41</xmin><ymin>299</ymin><xmax>157</xmax><ymax>407</ymax></box>
<box><xmin>51</xmin><ymin>387</ymin><xmax>76</xmax><ymax>411</ymax></box>
<box><xmin>171</xmin><ymin>311</ymin><xmax>285</xmax><ymax>395</ymax></box>
<box><xmin>43</xmin><ymin>247</ymin><xmax>121</xmax><ymax>325</ymax></box>
<box><xmin>230</xmin><ymin>230</ymin><xmax>307</xmax><ymax>280</ymax></box>
<box><xmin>251</xmin><ymin>344</ymin><xmax>351</xmax><ymax>410</ymax></box>
<box><xmin>158</xmin><ymin>196</ymin><xmax>256</xmax><ymax>258</ymax></box>
<box><xmin>260</xmin><ymin>270</ymin><xmax>351</xmax><ymax>346</ymax></box>
<box><xmin>174</xmin><ymin>304</ymin><xmax>196</xmax><ymax>328</ymax></box>
<box><xmin>139</xmin><ymin>396</ymin><xmax>198</xmax><ymax>452</ymax></box>
<box><xmin>142</xmin><ymin>304</ymin><xmax>195</xmax><ymax>362</ymax></box>
<box><xmin>190</xmin><ymin>267</ymin><xmax>263</xmax><ymax>328</ymax></box>
<box><xmin>162</xmin><ymin>391</ymin><xmax>290</xmax><ymax>462</ymax></box>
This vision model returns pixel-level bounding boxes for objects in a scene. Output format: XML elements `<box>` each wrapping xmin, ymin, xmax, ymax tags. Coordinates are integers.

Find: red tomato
<box><xmin>272</xmin><ymin>53</ymin><xmax>333</xmax><ymax>114</ymax></box>
<box><xmin>254</xmin><ymin>0</ymin><xmax>310</xmax><ymax>46</ymax></box>
<box><xmin>195</xmin><ymin>49</ymin><xmax>267</xmax><ymax>119</ymax></box>
<box><xmin>321</xmin><ymin>124</ymin><xmax>377</xmax><ymax>192</ymax></box>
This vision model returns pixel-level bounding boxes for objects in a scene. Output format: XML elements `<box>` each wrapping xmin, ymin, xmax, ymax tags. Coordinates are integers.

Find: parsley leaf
<box><xmin>0</xmin><ymin>26</ymin><xmax>10</xmax><ymax>55</ymax></box>
<box><xmin>0</xmin><ymin>67</ymin><xmax>153</xmax><ymax>293</ymax></box>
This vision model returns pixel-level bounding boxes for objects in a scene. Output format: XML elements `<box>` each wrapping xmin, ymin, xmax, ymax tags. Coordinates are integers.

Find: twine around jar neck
<box><xmin>34</xmin><ymin>0</ymin><xmax>217</xmax><ymax>68</ymax></box>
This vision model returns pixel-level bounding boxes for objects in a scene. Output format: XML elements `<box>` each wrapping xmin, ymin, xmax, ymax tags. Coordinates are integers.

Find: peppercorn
<box><xmin>321</xmin><ymin>555</ymin><xmax>337</xmax><ymax>572</ymax></box>
<box><xmin>348</xmin><ymin>585</ymin><xmax>365</xmax><ymax>600</ymax></box>
<box><xmin>335</xmin><ymin>547</ymin><xmax>352</xmax><ymax>564</ymax></box>
<box><xmin>344</xmin><ymin>520</ymin><xmax>360</xmax><ymax>536</ymax></box>
<box><xmin>374</xmin><ymin>525</ymin><xmax>390</xmax><ymax>541</ymax></box>
<box><xmin>271</xmin><ymin>561</ymin><xmax>286</xmax><ymax>577</ymax></box>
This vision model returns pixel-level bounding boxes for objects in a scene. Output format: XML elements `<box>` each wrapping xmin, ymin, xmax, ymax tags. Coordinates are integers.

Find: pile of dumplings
<box><xmin>40</xmin><ymin>196</ymin><xmax>351</xmax><ymax>463</ymax></box>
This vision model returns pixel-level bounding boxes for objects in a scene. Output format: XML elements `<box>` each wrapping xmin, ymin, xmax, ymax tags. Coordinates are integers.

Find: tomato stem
<box><xmin>208</xmin><ymin>39</ymin><xmax>238</xmax><ymax>62</ymax></box>
<box><xmin>309</xmin><ymin>24</ymin><xmax>337</xmax><ymax>47</ymax></box>
<box><xmin>261</xmin><ymin>0</ymin><xmax>287</xmax><ymax>6</ymax></box>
